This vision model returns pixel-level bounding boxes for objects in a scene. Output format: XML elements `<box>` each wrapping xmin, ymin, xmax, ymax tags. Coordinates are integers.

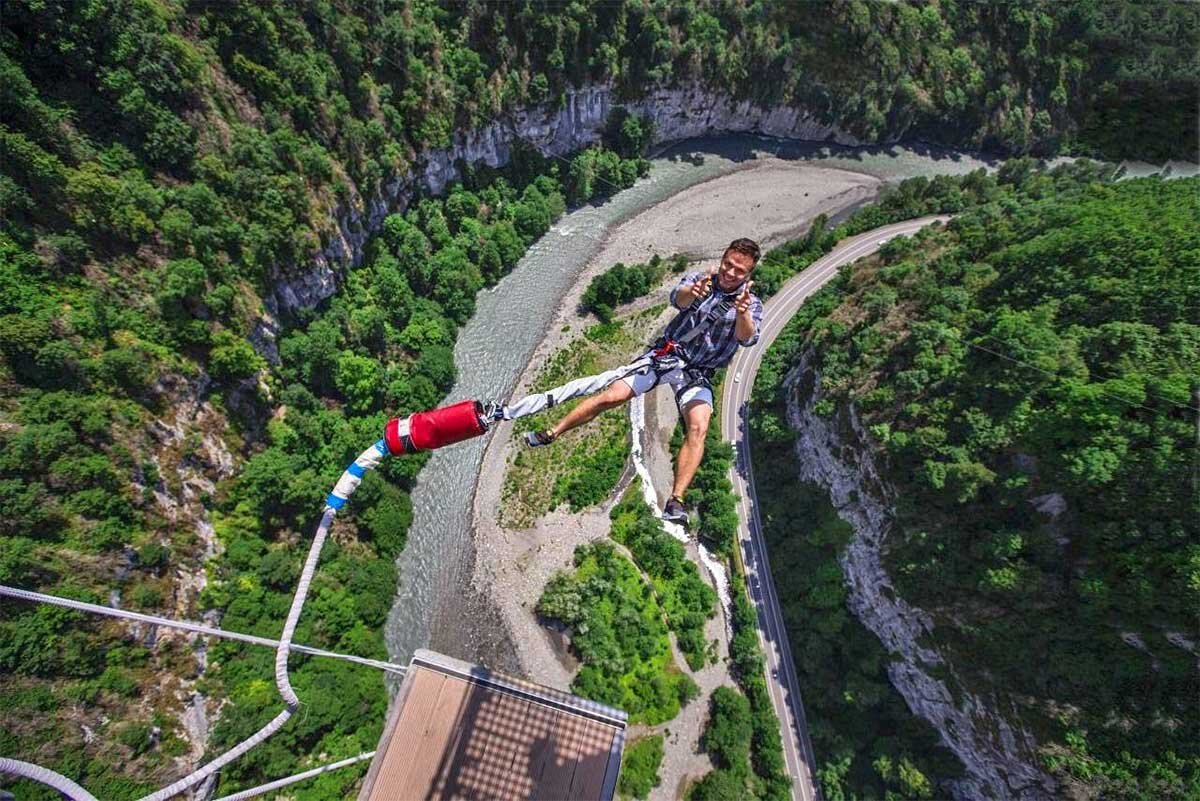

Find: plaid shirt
<box><xmin>658</xmin><ymin>272</ymin><xmax>764</xmax><ymax>372</ymax></box>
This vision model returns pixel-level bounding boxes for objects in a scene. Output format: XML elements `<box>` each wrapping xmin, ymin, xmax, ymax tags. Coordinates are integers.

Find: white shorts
<box><xmin>620</xmin><ymin>362</ymin><xmax>713</xmax><ymax>410</ymax></box>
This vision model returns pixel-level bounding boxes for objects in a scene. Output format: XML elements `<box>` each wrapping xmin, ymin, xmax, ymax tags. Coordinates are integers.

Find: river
<box><xmin>383</xmin><ymin>134</ymin><xmax>1134</xmax><ymax>675</ymax></box>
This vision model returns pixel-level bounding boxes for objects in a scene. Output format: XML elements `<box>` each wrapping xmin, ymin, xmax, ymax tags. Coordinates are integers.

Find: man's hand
<box><xmin>734</xmin><ymin>281</ymin><xmax>755</xmax><ymax>316</ymax></box>
<box><xmin>676</xmin><ymin>269</ymin><xmax>716</xmax><ymax>308</ymax></box>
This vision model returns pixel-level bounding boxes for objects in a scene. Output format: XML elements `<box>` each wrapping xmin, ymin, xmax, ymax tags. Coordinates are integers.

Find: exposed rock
<box><xmin>250</xmin><ymin>315</ymin><xmax>281</xmax><ymax>366</ymax></box>
<box><xmin>1119</xmin><ymin>631</ymin><xmax>1149</xmax><ymax>653</ymax></box>
<box><xmin>1165</xmin><ymin>631</ymin><xmax>1198</xmax><ymax>654</ymax></box>
<box><xmin>180</xmin><ymin>691</ymin><xmax>209</xmax><ymax>763</ymax></box>
<box><xmin>135</xmin><ymin>376</ymin><xmax>235</xmax><ymax>780</ymax></box>
<box><xmin>1030</xmin><ymin>493</ymin><xmax>1067</xmax><ymax>518</ymax></box>
<box><xmin>783</xmin><ymin>348</ymin><xmax>1057</xmax><ymax>801</ymax></box>
<box><xmin>1118</xmin><ymin>631</ymin><xmax>1163</xmax><ymax>675</ymax></box>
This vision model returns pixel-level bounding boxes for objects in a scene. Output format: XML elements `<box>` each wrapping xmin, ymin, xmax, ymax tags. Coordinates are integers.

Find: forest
<box><xmin>1</xmin><ymin>0</ymin><xmax>1196</xmax><ymax>797</ymax></box>
<box><xmin>537</xmin><ymin>540</ymin><xmax>701</xmax><ymax>725</ymax></box>
<box><xmin>750</xmin><ymin>164</ymin><xmax>1199</xmax><ymax>799</ymax></box>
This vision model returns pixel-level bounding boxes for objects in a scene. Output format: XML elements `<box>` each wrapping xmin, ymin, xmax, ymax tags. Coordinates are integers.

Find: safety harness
<box><xmin>498</xmin><ymin>276</ymin><xmax>745</xmax><ymax>421</ymax></box>
<box><xmin>653</xmin><ymin>275</ymin><xmax>740</xmax><ymax>357</ymax></box>
<box><xmin>639</xmin><ymin>274</ymin><xmax>743</xmax><ymax>405</ymax></box>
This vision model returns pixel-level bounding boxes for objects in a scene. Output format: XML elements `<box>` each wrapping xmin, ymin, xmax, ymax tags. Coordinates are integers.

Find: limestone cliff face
<box><xmin>264</xmin><ymin>81</ymin><xmax>862</xmax><ymax>324</ymax></box>
<box><xmin>782</xmin><ymin>350</ymin><xmax>1058</xmax><ymax>801</ymax></box>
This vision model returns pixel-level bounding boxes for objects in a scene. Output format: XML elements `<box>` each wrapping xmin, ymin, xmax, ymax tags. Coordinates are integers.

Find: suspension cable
<box><xmin>0</xmin><ymin>439</ymin><xmax>398</xmax><ymax>800</ymax></box>
<box><xmin>134</xmin><ymin>440</ymin><xmax>389</xmax><ymax>801</ymax></box>
<box><xmin>209</xmin><ymin>752</ymin><xmax>376</xmax><ymax>801</ymax></box>
<box><xmin>0</xmin><ymin>585</ymin><xmax>407</xmax><ymax>675</ymax></box>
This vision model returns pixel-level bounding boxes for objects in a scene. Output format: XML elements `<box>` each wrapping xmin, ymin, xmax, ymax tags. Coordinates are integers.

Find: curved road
<box><xmin>720</xmin><ymin>216</ymin><xmax>951</xmax><ymax>801</ymax></box>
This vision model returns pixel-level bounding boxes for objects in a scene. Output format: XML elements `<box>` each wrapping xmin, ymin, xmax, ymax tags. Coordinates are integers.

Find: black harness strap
<box><xmin>656</xmin><ymin>275</ymin><xmax>740</xmax><ymax>362</ymax></box>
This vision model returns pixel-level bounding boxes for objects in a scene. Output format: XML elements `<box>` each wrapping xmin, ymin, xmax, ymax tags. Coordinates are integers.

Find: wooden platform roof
<box><xmin>359</xmin><ymin>650</ymin><xmax>627</xmax><ymax>801</ymax></box>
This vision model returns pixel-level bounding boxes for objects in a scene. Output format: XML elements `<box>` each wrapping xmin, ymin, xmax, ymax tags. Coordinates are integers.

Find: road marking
<box><xmin>721</xmin><ymin>217</ymin><xmax>948</xmax><ymax>801</ymax></box>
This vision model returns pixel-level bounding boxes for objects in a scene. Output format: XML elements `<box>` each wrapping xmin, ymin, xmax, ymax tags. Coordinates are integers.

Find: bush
<box><xmin>702</xmin><ymin>686</ymin><xmax>753</xmax><ymax>769</ymax></box>
<box><xmin>618</xmin><ymin>735</ymin><xmax>664</xmax><ymax>799</ymax></box>
<box><xmin>209</xmin><ymin>331</ymin><xmax>264</xmax><ymax>382</ymax></box>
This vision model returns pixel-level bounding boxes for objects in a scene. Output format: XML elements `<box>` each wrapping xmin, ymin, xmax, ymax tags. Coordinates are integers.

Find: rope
<box><xmin>0</xmin><ymin>758</ymin><xmax>100</xmax><ymax>801</ymax></box>
<box><xmin>0</xmin><ymin>585</ymin><xmax>407</xmax><ymax>675</ymax></box>
<box><xmin>209</xmin><ymin>752</ymin><xmax>375</xmax><ymax>801</ymax></box>
<box><xmin>502</xmin><ymin>354</ymin><xmax>656</xmax><ymax>420</ymax></box>
<box><xmin>141</xmin><ymin>709</ymin><xmax>294</xmax><ymax>801</ymax></box>
<box><xmin>135</xmin><ymin>441</ymin><xmax>390</xmax><ymax>801</ymax></box>
<box><xmin>0</xmin><ymin>440</ymin><xmax>396</xmax><ymax>800</ymax></box>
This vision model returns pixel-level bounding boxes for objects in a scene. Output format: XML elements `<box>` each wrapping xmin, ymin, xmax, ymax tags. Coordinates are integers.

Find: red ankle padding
<box><xmin>384</xmin><ymin>399</ymin><xmax>487</xmax><ymax>456</ymax></box>
<box><xmin>409</xmin><ymin>399</ymin><xmax>487</xmax><ymax>451</ymax></box>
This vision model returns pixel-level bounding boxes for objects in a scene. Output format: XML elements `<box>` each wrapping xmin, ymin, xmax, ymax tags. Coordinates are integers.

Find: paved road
<box><xmin>720</xmin><ymin>216</ymin><xmax>951</xmax><ymax>801</ymax></box>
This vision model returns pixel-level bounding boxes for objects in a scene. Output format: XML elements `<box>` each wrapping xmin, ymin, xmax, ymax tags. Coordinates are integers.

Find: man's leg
<box><xmin>546</xmin><ymin>379</ymin><xmax>635</xmax><ymax>438</ymax></box>
<box><xmin>671</xmin><ymin>399</ymin><xmax>712</xmax><ymax>501</ymax></box>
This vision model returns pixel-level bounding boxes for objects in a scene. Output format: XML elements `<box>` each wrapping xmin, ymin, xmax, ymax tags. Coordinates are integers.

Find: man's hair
<box><xmin>724</xmin><ymin>237</ymin><xmax>761</xmax><ymax>265</ymax></box>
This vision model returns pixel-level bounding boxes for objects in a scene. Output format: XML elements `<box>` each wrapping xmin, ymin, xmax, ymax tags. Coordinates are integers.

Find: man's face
<box><xmin>717</xmin><ymin>249</ymin><xmax>755</xmax><ymax>292</ymax></box>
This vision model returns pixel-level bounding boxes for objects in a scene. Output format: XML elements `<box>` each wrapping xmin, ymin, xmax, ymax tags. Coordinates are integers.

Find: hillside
<box><xmin>751</xmin><ymin>164</ymin><xmax>1199</xmax><ymax>800</ymax></box>
<box><xmin>1</xmin><ymin>1</ymin><xmax>1197</xmax><ymax>798</ymax></box>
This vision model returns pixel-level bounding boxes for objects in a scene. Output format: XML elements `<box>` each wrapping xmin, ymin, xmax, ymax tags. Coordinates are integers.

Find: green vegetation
<box><xmin>790</xmin><ymin>1</ymin><xmax>1198</xmax><ymax>160</ymax></box>
<box><xmin>680</xmin><ymin>379</ymin><xmax>790</xmax><ymax>801</ymax></box>
<box><xmin>691</xmin><ymin>685</ymin><xmax>756</xmax><ymax>800</ymax></box>
<box><xmin>752</xmin><ymin>163</ymin><xmax>1199</xmax><ymax>798</ymax></box>
<box><xmin>539</xmin><ymin>542</ymin><xmax>700</xmax><ymax>725</ymax></box>
<box><xmin>751</xmin><ymin>467</ymin><xmax>957</xmax><ymax>799</ymax></box>
<box><xmin>567</xmin><ymin>144</ymin><xmax>652</xmax><ymax>206</ymax></box>
<box><xmin>581</xmin><ymin>253</ymin><xmax>686</xmax><ymax>322</ymax></box>
<box><xmin>502</xmin><ymin>306</ymin><xmax>665</xmax><ymax>528</ymax></box>
<box><xmin>618</xmin><ymin>734</ymin><xmax>665</xmax><ymax>800</ymax></box>
<box><xmin>703</xmin><ymin>686</ymin><xmax>754</xmax><ymax>770</ymax></box>
<box><xmin>723</xmin><ymin>573</ymin><xmax>793</xmax><ymax>801</ymax></box>
<box><xmin>610</xmin><ymin>491</ymin><xmax>717</xmax><ymax>670</ymax></box>
<box><xmin>2</xmin><ymin>0</ymin><xmax>1194</xmax><ymax>795</ymax></box>
<box><xmin>0</xmin><ymin>13</ymin><xmax>649</xmax><ymax>789</ymax></box>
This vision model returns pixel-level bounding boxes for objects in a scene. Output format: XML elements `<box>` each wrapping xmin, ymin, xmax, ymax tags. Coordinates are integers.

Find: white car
<box><xmin>733</xmin><ymin>372</ymin><xmax>742</xmax><ymax>383</ymax></box>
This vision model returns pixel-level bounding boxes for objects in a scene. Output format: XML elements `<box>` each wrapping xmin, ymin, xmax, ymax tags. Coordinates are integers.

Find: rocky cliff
<box><xmin>264</xmin><ymin>82</ymin><xmax>862</xmax><ymax>325</ymax></box>
<box><xmin>782</xmin><ymin>350</ymin><xmax>1058</xmax><ymax>801</ymax></box>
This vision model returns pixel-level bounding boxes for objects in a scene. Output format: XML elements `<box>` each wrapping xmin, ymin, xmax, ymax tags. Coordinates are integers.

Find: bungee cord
<box><xmin>2</xmin><ymin>438</ymin><xmax>405</xmax><ymax>799</ymax></box>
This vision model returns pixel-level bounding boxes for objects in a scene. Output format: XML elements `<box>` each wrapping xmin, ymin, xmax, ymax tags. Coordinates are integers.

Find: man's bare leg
<box><xmin>671</xmin><ymin>400</ymin><xmax>712</xmax><ymax>501</ymax></box>
<box><xmin>546</xmin><ymin>380</ymin><xmax>635</xmax><ymax>438</ymax></box>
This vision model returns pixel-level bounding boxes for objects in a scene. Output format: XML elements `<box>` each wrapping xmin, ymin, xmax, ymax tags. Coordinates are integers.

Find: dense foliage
<box><xmin>750</xmin><ymin>461</ymin><xmax>957</xmax><ymax>800</ymax></box>
<box><xmin>691</xmin><ymin>686</ymin><xmax>755</xmax><ymax>800</ymax></box>
<box><xmin>752</xmin><ymin>164</ymin><xmax>1199</xmax><ymax>798</ymax></box>
<box><xmin>538</xmin><ymin>542</ymin><xmax>700</xmax><ymax>725</ymax></box>
<box><xmin>581</xmin><ymin>253</ymin><xmax>685</xmax><ymax>322</ymax></box>
<box><xmin>2</xmin><ymin>0</ymin><xmax>1194</xmax><ymax>795</ymax></box>
<box><xmin>619</xmin><ymin>733</ymin><xmax>665</xmax><ymax>800</ymax></box>
<box><xmin>0</xmin><ymin>17</ymin><xmax>650</xmax><ymax>789</ymax></box>
<box><xmin>609</xmin><ymin>492</ymin><xmax>717</xmax><ymax>670</ymax></box>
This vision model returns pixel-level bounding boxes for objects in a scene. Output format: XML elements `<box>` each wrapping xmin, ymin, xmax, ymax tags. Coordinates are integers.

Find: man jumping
<box><xmin>497</xmin><ymin>237</ymin><xmax>764</xmax><ymax>527</ymax></box>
